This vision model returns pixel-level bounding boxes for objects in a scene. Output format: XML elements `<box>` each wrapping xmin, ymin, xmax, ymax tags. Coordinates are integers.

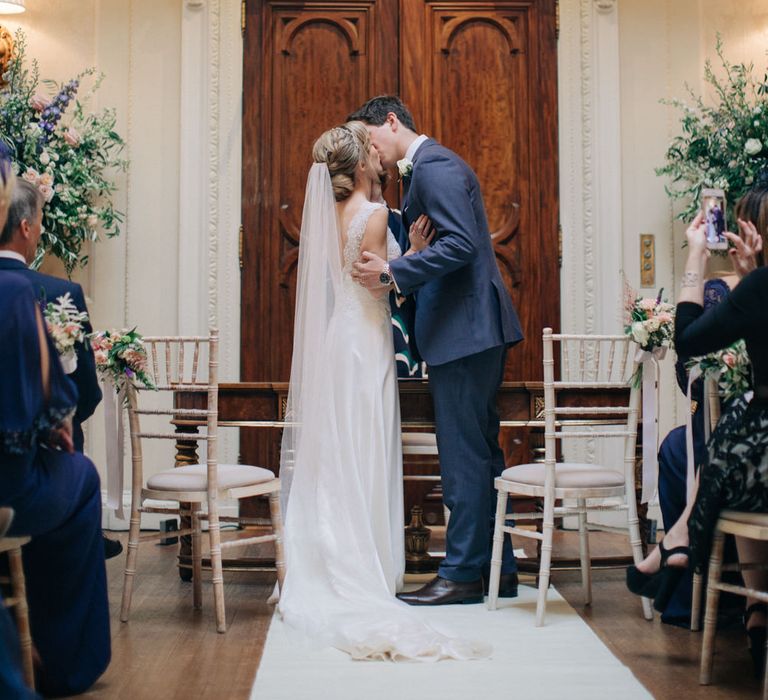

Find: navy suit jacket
<box><xmin>389</xmin><ymin>139</ymin><xmax>523</xmax><ymax>366</ymax></box>
<box><xmin>0</xmin><ymin>258</ymin><xmax>102</xmax><ymax>451</ymax></box>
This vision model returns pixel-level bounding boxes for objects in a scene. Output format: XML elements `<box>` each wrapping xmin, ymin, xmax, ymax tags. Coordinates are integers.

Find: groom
<box><xmin>350</xmin><ymin>96</ymin><xmax>524</xmax><ymax>604</ymax></box>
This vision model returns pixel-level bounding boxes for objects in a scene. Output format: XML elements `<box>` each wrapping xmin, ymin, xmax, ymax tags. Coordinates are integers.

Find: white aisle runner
<box><xmin>251</xmin><ymin>585</ymin><xmax>652</xmax><ymax>700</ymax></box>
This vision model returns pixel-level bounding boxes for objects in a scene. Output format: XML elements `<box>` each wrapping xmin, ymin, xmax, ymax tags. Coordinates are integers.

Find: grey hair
<box><xmin>0</xmin><ymin>179</ymin><xmax>43</xmax><ymax>245</ymax></box>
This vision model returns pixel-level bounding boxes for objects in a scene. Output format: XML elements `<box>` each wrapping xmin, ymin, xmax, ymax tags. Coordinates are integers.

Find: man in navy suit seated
<box><xmin>0</xmin><ymin>180</ymin><xmax>121</xmax><ymax>559</ymax></box>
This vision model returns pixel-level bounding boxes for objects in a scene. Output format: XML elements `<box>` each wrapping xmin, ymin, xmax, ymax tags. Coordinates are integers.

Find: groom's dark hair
<box><xmin>347</xmin><ymin>95</ymin><xmax>417</xmax><ymax>132</ymax></box>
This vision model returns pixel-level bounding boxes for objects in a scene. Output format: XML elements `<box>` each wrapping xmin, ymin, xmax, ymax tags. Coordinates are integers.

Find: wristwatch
<box><xmin>379</xmin><ymin>263</ymin><xmax>393</xmax><ymax>286</ymax></box>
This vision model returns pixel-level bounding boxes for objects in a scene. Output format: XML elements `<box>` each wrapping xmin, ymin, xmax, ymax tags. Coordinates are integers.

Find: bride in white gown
<box><xmin>277</xmin><ymin>122</ymin><xmax>490</xmax><ymax>661</ymax></box>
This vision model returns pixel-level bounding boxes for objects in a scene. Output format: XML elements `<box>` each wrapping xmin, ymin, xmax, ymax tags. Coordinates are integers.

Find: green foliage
<box><xmin>657</xmin><ymin>35</ymin><xmax>768</xmax><ymax>229</ymax></box>
<box><xmin>0</xmin><ymin>30</ymin><xmax>127</xmax><ymax>274</ymax></box>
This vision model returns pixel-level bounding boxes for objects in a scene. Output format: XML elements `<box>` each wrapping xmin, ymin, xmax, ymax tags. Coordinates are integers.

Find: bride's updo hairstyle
<box><xmin>312</xmin><ymin>121</ymin><xmax>373</xmax><ymax>202</ymax></box>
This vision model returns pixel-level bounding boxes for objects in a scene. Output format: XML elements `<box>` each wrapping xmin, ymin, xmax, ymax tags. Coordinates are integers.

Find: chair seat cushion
<box><xmin>146</xmin><ymin>464</ymin><xmax>275</xmax><ymax>492</ymax></box>
<box><xmin>500</xmin><ymin>463</ymin><xmax>625</xmax><ymax>489</ymax></box>
<box><xmin>720</xmin><ymin>510</ymin><xmax>768</xmax><ymax>527</ymax></box>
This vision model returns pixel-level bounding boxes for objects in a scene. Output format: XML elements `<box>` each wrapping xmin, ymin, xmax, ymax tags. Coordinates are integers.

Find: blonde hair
<box><xmin>312</xmin><ymin>121</ymin><xmax>373</xmax><ymax>202</ymax></box>
<box><xmin>0</xmin><ymin>162</ymin><xmax>16</xmax><ymax>234</ymax></box>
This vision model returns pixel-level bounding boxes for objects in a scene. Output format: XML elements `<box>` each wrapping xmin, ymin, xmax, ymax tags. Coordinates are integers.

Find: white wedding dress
<box><xmin>277</xmin><ymin>166</ymin><xmax>490</xmax><ymax>661</ymax></box>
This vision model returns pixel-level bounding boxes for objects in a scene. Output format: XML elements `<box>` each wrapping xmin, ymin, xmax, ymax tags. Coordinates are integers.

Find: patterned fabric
<box><xmin>688</xmin><ymin>395</ymin><xmax>768</xmax><ymax>571</ymax></box>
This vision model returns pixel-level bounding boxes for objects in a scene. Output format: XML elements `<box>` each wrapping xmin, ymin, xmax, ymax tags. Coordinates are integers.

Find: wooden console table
<box><xmin>174</xmin><ymin>380</ymin><xmax>646</xmax><ymax>578</ymax></box>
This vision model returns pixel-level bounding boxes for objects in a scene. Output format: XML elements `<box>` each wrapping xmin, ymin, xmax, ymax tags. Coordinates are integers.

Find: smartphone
<box><xmin>700</xmin><ymin>188</ymin><xmax>728</xmax><ymax>250</ymax></box>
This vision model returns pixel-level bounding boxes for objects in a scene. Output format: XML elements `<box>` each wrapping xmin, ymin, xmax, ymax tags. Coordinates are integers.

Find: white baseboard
<box><xmin>101</xmin><ymin>490</ymin><xmax>240</xmax><ymax>531</ymax></box>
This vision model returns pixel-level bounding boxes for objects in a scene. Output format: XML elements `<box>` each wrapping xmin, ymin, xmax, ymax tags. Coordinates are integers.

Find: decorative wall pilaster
<box><xmin>559</xmin><ymin>0</ymin><xmax>623</xmax><ymax>334</ymax></box>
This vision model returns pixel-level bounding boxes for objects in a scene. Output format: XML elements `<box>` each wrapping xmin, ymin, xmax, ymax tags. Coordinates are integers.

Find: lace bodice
<box><xmin>342</xmin><ymin>200</ymin><xmax>401</xmax><ymax>269</ymax></box>
<box><xmin>339</xmin><ymin>201</ymin><xmax>401</xmax><ymax>317</ymax></box>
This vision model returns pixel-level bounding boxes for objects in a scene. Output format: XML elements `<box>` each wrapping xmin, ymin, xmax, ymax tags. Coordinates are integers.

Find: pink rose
<box><xmin>29</xmin><ymin>93</ymin><xmax>49</xmax><ymax>112</ymax></box>
<box><xmin>722</xmin><ymin>353</ymin><xmax>736</xmax><ymax>368</ymax></box>
<box><xmin>656</xmin><ymin>312</ymin><xmax>673</xmax><ymax>325</ymax></box>
<box><xmin>38</xmin><ymin>172</ymin><xmax>54</xmax><ymax>187</ymax></box>
<box><xmin>94</xmin><ymin>349</ymin><xmax>108</xmax><ymax>366</ymax></box>
<box><xmin>639</xmin><ymin>298</ymin><xmax>657</xmax><ymax>312</ymax></box>
<box><xmin>22</xmin><ymin>168</ymin><xmax>40</xmax><ymax>185</ymax></box>
<box><xmin>64</xmin><ymin>128</ymin><xmax>81</xmax><ymax>147</ymax></box>
<box><xmin>38</xmin><ymin>184</ymin><xmax>54</xmax><ymax>203</ymax></box>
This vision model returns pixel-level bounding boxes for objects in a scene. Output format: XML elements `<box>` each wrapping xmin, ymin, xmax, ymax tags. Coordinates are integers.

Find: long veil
<box><xmin>279</xmin><ymin>163</ymin><xmax>340</xmax><ymax>513</ymax></box>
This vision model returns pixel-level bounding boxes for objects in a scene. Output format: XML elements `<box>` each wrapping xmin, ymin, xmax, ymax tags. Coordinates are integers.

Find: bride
<box><xmin>277</xmin><ymin>122</ymin><xmax>490</xmax><ymax>661</ymax></box>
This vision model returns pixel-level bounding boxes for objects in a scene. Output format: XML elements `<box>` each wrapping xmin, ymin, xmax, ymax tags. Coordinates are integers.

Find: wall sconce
<box><xmin>0</xmin><ymin>0</ymin><xmax>24</xmax><ymax>86</ymax></box>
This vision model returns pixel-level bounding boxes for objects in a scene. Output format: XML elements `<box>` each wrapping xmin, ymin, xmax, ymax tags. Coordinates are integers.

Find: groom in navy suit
<box><xmin>350</xmin><ymin>96</ymin><xmax>524</xmax><ymax>604</ymax></box>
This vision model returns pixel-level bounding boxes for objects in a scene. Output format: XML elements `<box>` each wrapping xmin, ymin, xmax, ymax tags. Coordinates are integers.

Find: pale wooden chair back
<box><xmin>126</xmin><ymin>332</ymin><xmax>217</xmax><ymax>498</ymax></box>
<box><xmin>543</xmin><ymin>328</ymin><xmax>640</xmax><ymax>490</ymax></box>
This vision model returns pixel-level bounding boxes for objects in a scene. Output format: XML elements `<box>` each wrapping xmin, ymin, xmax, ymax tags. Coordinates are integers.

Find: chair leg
<box><xmin>690</xmin><ymin>571</ymin><xmax>703</xmax><ymax>631</ymax></box>
<box><xmin>8</xmin><ymin>547</ymin><xmax>34</xmax><ymax>690</ymax></box>
<box><xmin>191</xmin><ymin>509</ymin><xmax>202</xmax><ymax>611</ymax></box>
<box><xmin>536</xmin><ymin>495</ymin><xmax>555</xmax><ymax>627</ymax></box>
<box><xmin>207</xmin><ymin>504</ymin><xmax>226</xmax><ymax>633</ymax></box>
<box><xmin>700</xmin><ymin>529</ymin><xmax>725</xmax><ymax>685</ymax></box>
<box><xmin>626</xmin><ymin>491</ymin><xmax>653</xmax><ymax>620</ymax></box>
<box><xmin>268</xmin><ymin>491</ymin><xmax>287</xmax><ymax>597</ymax></box>
<box><xmin>120</xmin><ymin>505</ymin><xmax>143</xmax><ymax>623</ymax></box>
<box><xmin>487</xmin><ymin>490</ymin><xmax>508</xmax><ymax>611</ymax></box>
<box><xmin>577</xmin><ymin>498</ymin><xmax>592</xmax><ymax>606</ymax></box>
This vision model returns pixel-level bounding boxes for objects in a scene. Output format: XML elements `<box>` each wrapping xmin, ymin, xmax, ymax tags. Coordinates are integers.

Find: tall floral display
<box><xmin>657</xmin><ymin>37</ymin><xmax>768</xmax><ymax>227</ymax></box>
<box><xmin>0</xmin><ymin>31</ymin><xmax>126</xmax><ymax>272</ymax></box>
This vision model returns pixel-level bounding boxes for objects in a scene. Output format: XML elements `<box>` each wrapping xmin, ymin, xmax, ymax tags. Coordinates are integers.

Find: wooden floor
<box><xmin>75</xmin><ymin>529</ymin><xmax>762</xmax><ymax>700</ymax></box>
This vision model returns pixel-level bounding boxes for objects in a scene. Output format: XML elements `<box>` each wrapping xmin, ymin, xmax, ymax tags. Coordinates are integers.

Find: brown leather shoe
<box><xmin>396</xmin><ymin>576</ymin><xmax>484</xmax><ymax>606</ymax></box>
<box><xmin>483</xmin><ymin>572</ymin><xmax>519</xmax><ymax>598</ymax></box>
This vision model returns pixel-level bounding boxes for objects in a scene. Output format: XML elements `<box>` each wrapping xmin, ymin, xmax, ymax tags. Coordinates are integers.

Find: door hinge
<box><xmin>241</xmin><ymin>0</ymin><xmax>247</xmax><ymax>36</ymax></box>
<box><xmin>558</xmin><ymin>224</ymin><xmax>563</xmax><ymax>268</ymax></box>
<box><xmin>238</xmin><ymin>224</ymin><xmax>244</xmax><ymax>270</ymax></box>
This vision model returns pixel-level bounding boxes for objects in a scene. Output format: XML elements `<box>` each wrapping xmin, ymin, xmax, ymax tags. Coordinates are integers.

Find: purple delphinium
<box><xmin>37</xmin><ymin>79</ymin><xmax>79</xmax><ymax>145</ymax></box>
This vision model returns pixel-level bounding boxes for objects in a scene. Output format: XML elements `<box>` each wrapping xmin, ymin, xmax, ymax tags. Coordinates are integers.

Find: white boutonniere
<box><xmin>397</xmin><ymin>158</ymin><xmax>413</xmax><ymax>180</ymax></box>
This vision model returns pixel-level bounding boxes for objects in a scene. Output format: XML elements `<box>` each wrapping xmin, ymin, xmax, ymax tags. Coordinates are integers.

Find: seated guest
<box><xmin>627</xmin><ymin>185</ymin><xmax>768</xmax><ymax>674</ymax></box>
<box><xmin>655</xmin><ymin>274</ymin><xmax>738</xmax><ymax>626</ymax></box>
<box><xmin>0</xmin><ymin>160</ymin><xmax>110</xmax><ymax>696</ymax></box>
<box><xmin>0</xmin><ymin>180</ymin><xmax>121</xmax><ymax>560</ymax></box>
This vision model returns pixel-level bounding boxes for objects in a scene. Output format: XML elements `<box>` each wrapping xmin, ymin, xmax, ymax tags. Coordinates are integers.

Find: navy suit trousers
<box><xmin>428</xmin><ymin>344</ymin><xmax>516</xmax><ymax>581</ymax></box>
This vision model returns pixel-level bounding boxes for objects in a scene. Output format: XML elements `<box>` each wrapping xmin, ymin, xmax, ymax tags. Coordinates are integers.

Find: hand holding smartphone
<box><xmin>700</xmin><ymin>188</ymin><xmax>728</xmax><ymax>250</ymax></box>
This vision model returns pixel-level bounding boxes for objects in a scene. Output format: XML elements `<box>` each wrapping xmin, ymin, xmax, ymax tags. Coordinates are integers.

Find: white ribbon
<box><xmin>102</xmin><ymin>377</ymin><xmax>127</xmax><ymax>520</ymax></box>
<box><xmin>635</xmin><ymin>347</ymin><xmax>666</xmax><ymax>504</ymax></box>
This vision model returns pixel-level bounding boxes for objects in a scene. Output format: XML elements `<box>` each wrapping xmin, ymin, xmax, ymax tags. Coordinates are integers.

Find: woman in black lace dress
<box><xmin>627</xmin><ymin>184</ymin><xmax>768</xmax><ymax>671</ymax></box>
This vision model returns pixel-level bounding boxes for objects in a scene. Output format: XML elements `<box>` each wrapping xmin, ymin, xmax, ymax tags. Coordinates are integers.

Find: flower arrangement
<box><xmin>624</xmin><ymin>289</ymin><xmax>676</xmax><ymax>352</ymax></box>
<box><xmin>91</xmin><ymin>328</ymin><xmax>154</xmax><ymax>391</ymax></box>
<box><xmin>0</xmin><ymin>30</ymin><xmax>127</xmax><ymax>272</ymax></box>
<box><xmin>43</xmin><ymin>292</ymin><xmax>89</xmax><ymax>374</ymax></box>
<box><xmin>688</xmin><ymin>340</ymin><xmax>752</xmax><ymax>402</ymax></box>
<box><xmin>656</xmin><ymin>36</ymin><xmax>768</xmax><ymax>229</ymax></box>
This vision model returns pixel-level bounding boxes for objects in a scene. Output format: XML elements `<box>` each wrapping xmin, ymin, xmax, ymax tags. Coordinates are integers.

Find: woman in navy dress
<box><xmin>0</xmin><ymin>156</ymin><xmax>110</xmax><ymax>696</ymax></box>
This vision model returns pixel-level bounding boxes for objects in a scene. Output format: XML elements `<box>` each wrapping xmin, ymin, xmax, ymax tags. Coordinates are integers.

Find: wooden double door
<box><xmin>241</xmin><ymin>0</ymin><xmax>560</xmax><ymax>471</ymax></box>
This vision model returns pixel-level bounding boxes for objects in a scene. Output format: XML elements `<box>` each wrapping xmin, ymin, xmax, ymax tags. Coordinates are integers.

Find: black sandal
<box><xmin>745</xmin><ymin>602</ymin><xmax>767</xmax><ymax>679</ymax></box>
<box><xmin>651</xmin><ymin>541</ymin><xmax>689</xmax><ymax>613</ymax></box>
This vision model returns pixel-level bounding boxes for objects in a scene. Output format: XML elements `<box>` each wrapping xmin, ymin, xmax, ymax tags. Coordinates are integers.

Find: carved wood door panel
<box><xmin>241</xmin><ymin>0</ymin><xmax>559</xmax><ymax>474</ymax></box>
<box><xmin>401</xmin><ymin>0</ymin><xmax>559</xmax><ymax>381</ymax></box>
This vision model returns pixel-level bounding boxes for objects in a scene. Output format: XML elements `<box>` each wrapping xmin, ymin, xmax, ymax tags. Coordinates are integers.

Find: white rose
<box><xmin>646</xmin><ymin>317</ymin><xmax>661</xmax><ymax>333</ymax></box>
<box><xmin>39</xmin><ymin>151</ymin><xmax>50</xmax><ymax>166</ymax></box>
<box><xmin>87</xmin><ymin>214</ymin><xmax>99</xmax><ymax>229</ymax></box>
<box><xmin>631</xmin><ymin>322</ymin><xmax>649</xmax><ymax>347</ymax></box>
<box><xmin>744</xmin><ymin>138</ymin><xmax>763</xmax><ymax>156</ymax></box>
<box><xmin>396</xmin><ymin>158</ymin><xmax>413</xmax><ymax>179</ymax></box>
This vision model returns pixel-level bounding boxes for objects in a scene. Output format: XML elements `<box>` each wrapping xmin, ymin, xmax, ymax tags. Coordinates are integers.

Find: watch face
<box><xmin>379</xmin><ymin>271</ymin><xmax>391</xmax><ymax>285</ymax></box>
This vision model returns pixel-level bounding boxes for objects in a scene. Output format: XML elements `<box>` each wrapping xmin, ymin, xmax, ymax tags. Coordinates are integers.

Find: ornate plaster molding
<box><xmin>594</xmin><ymin>0</ymin><xmax>617</xmax><ymax>13</ymax></box>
